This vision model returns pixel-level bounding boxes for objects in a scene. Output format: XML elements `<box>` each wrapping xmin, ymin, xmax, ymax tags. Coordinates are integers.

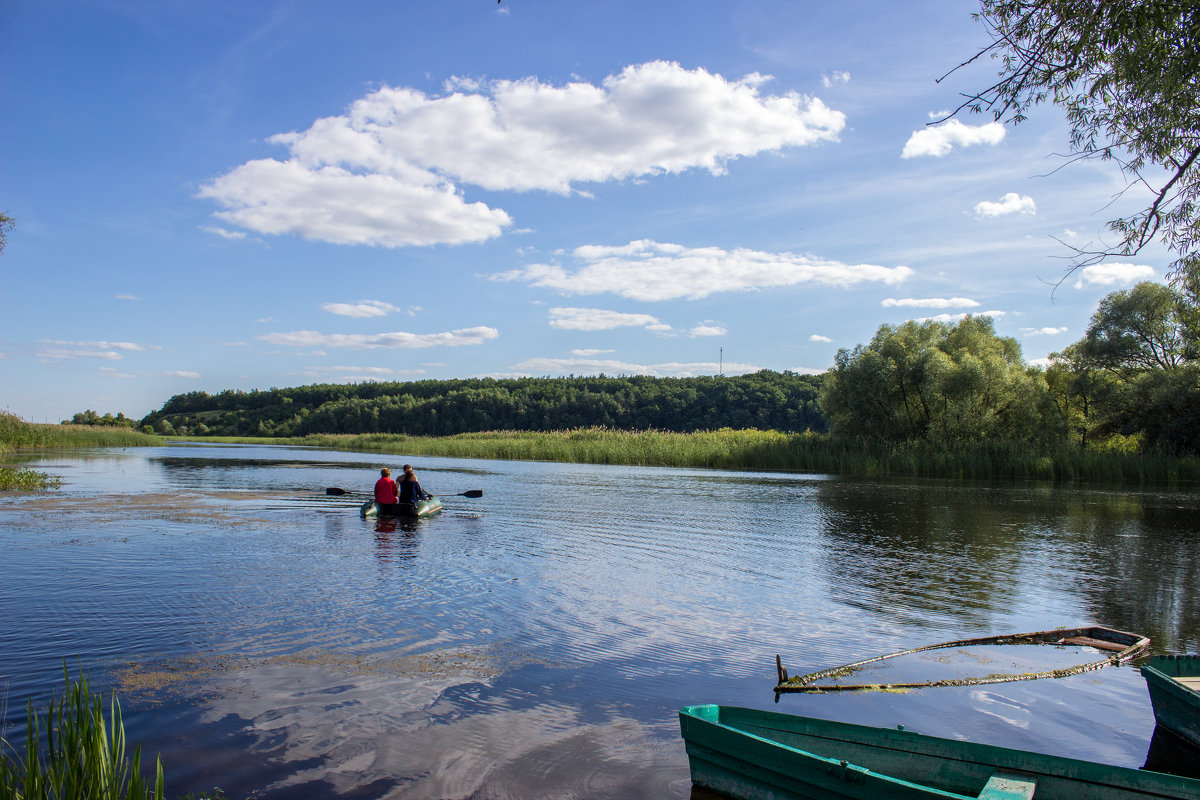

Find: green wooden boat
<box><xmin>360</xmin><ymin>496</ymin><xmax>443</xmax><ymax>518</ymax></box>
<box><xmin>1143</xmin><ymin>656</ymin><xmax>1200</xmax><ymax>751</ymax></box>
<box><xmin>679</xmin><ymin>704</ymin><xmax>1200</xmax><ymax>799</ymax></box>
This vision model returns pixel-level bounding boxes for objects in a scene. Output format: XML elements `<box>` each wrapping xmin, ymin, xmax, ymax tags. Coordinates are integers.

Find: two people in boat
<box><xmin>373</xmin><ymin>464</ymin><xmax>431</xmax><ymax>505</ymax></box>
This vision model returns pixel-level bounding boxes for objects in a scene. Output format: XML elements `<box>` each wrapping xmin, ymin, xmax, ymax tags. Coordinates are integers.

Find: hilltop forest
<box><xmin>137</xmin><ymin>371</ymin><xmax>826</xmax><ymax>438</ymax></box>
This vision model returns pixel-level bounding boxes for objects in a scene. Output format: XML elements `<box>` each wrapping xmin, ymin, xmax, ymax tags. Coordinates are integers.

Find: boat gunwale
<box><xmin>679</xmin><ymin>704</ymin><xmax>1200</xmax><ymax>799</ymax></box>
<box><xmin>774</xmin><ymin>625</ymin><xmax>1150</xmax><ymax>694</ymax></box>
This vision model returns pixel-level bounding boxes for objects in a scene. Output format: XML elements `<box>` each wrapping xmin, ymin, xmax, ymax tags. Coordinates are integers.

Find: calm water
<box><xmin>1</xmin><ymin>443</ymin><xmax>1198</xmax><ymax>798</ymax></box>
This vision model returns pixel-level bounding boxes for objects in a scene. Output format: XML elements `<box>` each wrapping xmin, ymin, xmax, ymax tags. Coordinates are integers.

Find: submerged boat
<box><xmin>679</xmin><ymin>704</ymin><xmax>1200</xmax><ymax>800</ymax></box>
<box><xmin>1144</xmin><ymin>655</ymin><xmax>1200</xmax><ymax>751</ymax></box>
<box><xmin>360</xmin><ymin>496</ymin><xmax>443</xmax><ymax>518</ymax></box>
<box><xmin>775</xmin><ymin>625</ymin><xmax>1150</xmax><ymax>694</ymax></box>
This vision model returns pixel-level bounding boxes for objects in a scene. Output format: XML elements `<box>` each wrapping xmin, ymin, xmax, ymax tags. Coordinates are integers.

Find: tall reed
<box><xmin>0</xmin><ymin>413</ymin><xmax>159</xmax><ymax>453</ymax></box>
<box><xmin>283</xmin><ymin>428</ymin><xmax>1199</xmax><ymax>485</ymax></box>
<box><xmin>0</xmin><ymin>667</ymin><xmax>163</xmax><ymax>800</ymax></box>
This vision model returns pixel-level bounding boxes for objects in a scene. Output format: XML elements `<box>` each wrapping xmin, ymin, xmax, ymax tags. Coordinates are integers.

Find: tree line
<box><xmin>133</xmin><ymin>371</ymin><xmax>826</xmax><ymax>438</ymax></box>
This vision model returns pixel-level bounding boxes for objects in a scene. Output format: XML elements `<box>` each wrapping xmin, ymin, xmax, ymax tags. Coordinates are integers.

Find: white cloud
<box><xmin>882</xmin><ymin>297</ymin><xmax>980</xmax><ymax>309</ymax></box>
<box><xmin>974</xmin><ymin>192</ymin><xmax>1037</xmax><ymax>217</ymax></box>
<box><xmin>495</xmin><ymin>239</ymin><xmax>911</xmax><ymax>302</ymax></box>
<box><xmin>201</xmin><ymin>225</ymin><xmax>247</xmax><ymax>240</ymax></box>
<box><xmin>1021</xmin><ymin>326</ymin><xmax>1068</xmax><ymax>336</ymax></box>
<box><xmin>902</xmin><ymin>119</ymin><xmax>1005</xmax><ymax>158</ymax></box>
<box><xmin>547</xmin><ymin>307</ymin><xmax>671</xmax><ymax>332</ymax></box>
<box><xmin>36</xmin><ymin>340</ymin><xmax>147</xmax><ymax>360</ymax></box>
<box><xmin>165</xmin><ymin>370</ymin><xmax>203</xmax><ymax>378</ymax></box>
<box><xmin>509</xmin><ymin>356</ymin><xmax>760</xmax><ymax>377</ymax></box>
<box><xmin>1027</xmin><ymin>357</ymin><xmax>1054</xmax><ymax>368</ymax></box>
<box><xmin>258</xmin><ymin>326</ymin><xmax>499</xmax><ymax>350</ymax></box>
<box><xmin>911</xmin><ymin>310</ymin><xmax>1006</xmax><ymax>323</ymax></box>
<box><xmin>115</xmin><ymin>294</ymin><xmax>141</xmax><ymax>301</ymax></box>
<box><xmin>808</xmin><ymin>334</ymin><xmax>832</xmax><ymax>342</ymax></box>
<box><xmin>322</xmin><ymin>300</ymin><xmax>406</xmax><ymax>318</ymax></box>
<box><xmin>200</xmin><ymin>61</ymin><xmax>845</xmax><ymax>247</ymax></box>
<box><xmin>1073</xmin><ymin>263</ymin><xmax>1158</xmax><ymax>288</ymax></box>
<box><xmin>99</xmin><ymin>367</ymin><xmax>138</xmax><ymax>379</ymax></box>
<box><xmin>571</xmin><ymin>348</ymin><xmax>613</xmax><ymax>356</ymax></box>
<box><xmin>689</xmin><ymin>322</ymin><xmax>726</xmax><ymax>337</ymax></box>
<box><xmin>821</xmin><ymin>71</ymin><xmax>850</xmax><ymax>88</ymax></box>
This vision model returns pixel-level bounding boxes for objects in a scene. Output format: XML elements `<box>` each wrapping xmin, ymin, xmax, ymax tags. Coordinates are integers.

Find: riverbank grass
<box><xmin>0</xmin><ymin>668</ymin><xmax>163</xmax><ymax>800</ymax></box>
<box><xmin>0</xmin><ymin>412</ymin><xmax>160</xmax><ymax>452</ymax></box>
<box><xmin>0</xmin><ymin>467</ymin><xmax>61</xmax><ymax>490</ymax></box>
<box><xmin>276</xmin><ymin>428</ymin><xmax>1199</xmax><ymax>485</ymax></box>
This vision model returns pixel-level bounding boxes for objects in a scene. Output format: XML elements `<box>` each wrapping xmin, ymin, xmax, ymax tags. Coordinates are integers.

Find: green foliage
<box><xmin>0</xmin><ymin>467</ymin><xmax>61</xmax><ymax>490</ymax></box>
<box><xmin>957</xmin><ymin>0</ymin><xmax>1200</xmax><ymax>280</ymax></box>
<box><xmin>0</xmin><ymin>666</ymin><xmax>164</xmax><ymax>800</ymax></box>
<box><xmin>140</xmin><ymin>371</ymin><xmax>826</xmax><ymax>438</ymax></box>
<box><xmin>819</xmin><ymin>316</ymin><xmax>1057</xmax><ymax>445</ymax></box>
<box><xmin>1081</xmin><ymin>281</ymin><xmax>1189</xmax><ymax>372</ymax></box>
<box><xmin>62</xmin><ymin>411</ymin><xmax>138</xmax><ymax>428</ymax></box>
<box><xmin>0</xmin><ymin>211</ymin><xmax>12</xmax><ymax>255</ymax></box>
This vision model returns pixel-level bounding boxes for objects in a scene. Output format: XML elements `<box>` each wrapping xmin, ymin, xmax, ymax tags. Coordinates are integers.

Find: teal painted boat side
<box><xmin>360</xmin><ymin>496</ymin><xmax>443</xmax><ymax>518</ymax></box>
<box><xmin>679</xmin><ymin>704</ymin><xmax>1200</xmax><ymax>800</ymax></box>
<box><xmin>1144</xmin><ymin>656</ymin><xmax>1200</xmax><ymax>751</ymax></box>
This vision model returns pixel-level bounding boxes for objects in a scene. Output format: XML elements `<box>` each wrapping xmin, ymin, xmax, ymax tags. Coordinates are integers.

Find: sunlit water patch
<box><xmin>2</xmin><ymin>443</ymin><xmax>1199</xmax><ymax>797</ymax></box>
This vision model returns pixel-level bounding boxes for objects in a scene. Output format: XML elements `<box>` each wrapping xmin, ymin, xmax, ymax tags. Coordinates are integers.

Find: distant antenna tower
<box><xmin>719</xmin><ymin>346</ymin><xmax>724</xmax><ymax>377</ymax></box>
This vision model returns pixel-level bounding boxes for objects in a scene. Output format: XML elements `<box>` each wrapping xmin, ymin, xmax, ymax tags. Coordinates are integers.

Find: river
<box><xmin>1</xmin><ymin>442</ymin><xmax>1198</xmax><ymax>798</ymax></box>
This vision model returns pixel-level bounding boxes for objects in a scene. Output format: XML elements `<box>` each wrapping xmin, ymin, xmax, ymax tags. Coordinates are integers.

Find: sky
<box><xmin>1</xmin><ymin>0</ymin><xmax>1170</xmax><ymax>423</ymax></box>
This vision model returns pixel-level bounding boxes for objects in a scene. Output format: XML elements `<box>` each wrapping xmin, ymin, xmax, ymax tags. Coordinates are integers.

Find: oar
<box><xmin>325</xmin><ymin>487</ymin><xmax>482</xmax><ymax>498</ymax></box>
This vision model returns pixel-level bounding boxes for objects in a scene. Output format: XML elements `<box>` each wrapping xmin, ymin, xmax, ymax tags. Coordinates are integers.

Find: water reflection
<box><xmin>3</xmin><ymin>445</ymin><xmax>1199</xmax><ymax>799</ymax></box>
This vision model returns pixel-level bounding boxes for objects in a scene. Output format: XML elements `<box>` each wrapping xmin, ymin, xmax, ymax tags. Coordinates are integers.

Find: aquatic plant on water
<box><xmin>0</xmin><ymin>468</ymin><xmax>61</xmax><ymax>491</ymax></box>
<box><xmin>0</xmin><ymin>666</ymin><xmax>163</xmax><ymax>800</ymax></box>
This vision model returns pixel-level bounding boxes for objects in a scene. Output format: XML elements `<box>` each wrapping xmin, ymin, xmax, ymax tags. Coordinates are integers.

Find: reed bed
<box><xmin>284</xmin><ymin>428</ymin><xmax>1200</xmax><ymax>485</ymax></box>
<box><xmin>0</xmin><ymin>667</ymin><xmax>163</xmax><ymax>800</ymax></box>
<box><xmin>0</xmin><ymin>413</ymin><xmax>159</xmax><ymax>453</ymax></box>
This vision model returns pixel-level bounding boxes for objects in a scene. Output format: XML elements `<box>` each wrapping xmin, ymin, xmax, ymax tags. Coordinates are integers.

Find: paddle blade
<box><xmin>459</xmin><ymin>490</ymin><xmax>483</xmax><ymax>498</ymax></box>
<box><xmin>326</xmin><ymin>487</ymin><xmax>348</xmax><ymax>495</ymax></box>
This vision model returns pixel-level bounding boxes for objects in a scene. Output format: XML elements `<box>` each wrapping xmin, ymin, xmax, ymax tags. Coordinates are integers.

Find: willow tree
<box><xmin>820</xmin><ymin>316</ymin><xmax>1057</xmax><ymax>445</ymax></box>
<box><xmin>946</xmin><ymin>1</ymin><xmax>1200</xmax><ymax>281</ymax></box>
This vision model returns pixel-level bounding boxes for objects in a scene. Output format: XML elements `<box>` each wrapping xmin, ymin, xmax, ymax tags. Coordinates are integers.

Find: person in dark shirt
<box><xmin>398</xmin><ymin>464</ymin><xmax>430</xmax><ymax>504</ymax></box>
<box><xmin>374</xmin><ymin>467</ymin><xmax>399</xmax><ymax>504</ymax></box>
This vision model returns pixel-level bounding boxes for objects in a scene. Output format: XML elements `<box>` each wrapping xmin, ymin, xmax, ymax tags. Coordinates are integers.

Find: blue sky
<box><xmin>1</xmin><ymin>0</ymin><xmax>1167</xmax><ymax>423</ymax></box>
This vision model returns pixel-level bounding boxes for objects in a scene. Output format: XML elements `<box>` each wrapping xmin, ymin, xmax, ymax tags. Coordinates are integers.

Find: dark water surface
<box><xmin>1</xmin><ymin>443</ymin><xmax>1198</xmax><ymax>798</ymax></box>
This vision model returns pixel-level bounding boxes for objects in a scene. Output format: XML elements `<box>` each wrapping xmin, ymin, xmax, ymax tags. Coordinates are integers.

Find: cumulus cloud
<box><xmin>509</xmin><ymin>356</ymin><xmax>760</xmax><ymax>377</ymax></box>
<box><xmin>200</xmin><ymin>61</ymin><xmax>845</xmax><ymax>247</ymax></box>
<box><xmin>882</xmin><ymin>297</ymin><xmax>980</xmax><ymax>309</ymax></box>
<box><xmin>1021</xmin><ymin>326</ymin><xmax>1068</xmax><ymax>336</ymax></box>
<box><xmin>1073</xmin><ymin>263</ymin><xmax>1158</xmax><ymax>288</ymax></box>
<box><xmin>494</xmin><ymin>239</ymin><xmax>911</xmax><ymax>302</ymax></box>
<box><xmin>901</xmin><ymin>119</ymin><xmax>1005</xmax><ymax>158</ymax></box>
<box><xmin>294</xmin><ymin>365</ymin><xmax>426</xmax><ymax>381</ymax></box>
<box><xmin>1027</xmin><ymin>357</ymin><xmax>1054</xmax><ymax>369</ymax></box>
<box><xmin>808</xmin><ymin>334</ymin><xmax>832</xmax><ymax>342</ymax></box>
<box><xmin>689</xmin><ymin>322</ymin><xmax>726</xmax><ymax>337</ymax></box>
<box><xmin>259</xmin><ymin>326</ymin><xmax>499</xmax><ymax>350</ymax></box>
<box><xmin>322</xmin><ymin>300</ymin><xmax>407</xmax><ymax>318</ymax></box>
<box><xmin>115</xmin><ymin>294</ymin><xmax>141</xmax><ymax>301</ymax></box>
<box><xmin>974</xmin><ymin>192</ymin><xmax>1037</xmax><ymax>217</ymax></box>
<box><xmin>547</xmin><ymin>307</ymin><xmax>671</xmax><ymax>332</ymax></box>
<box><xmin>165</xmin><ymin>370</ymin><xmax>203</xmax><ymax>378</ymax></box>
<box><xmin>571</xmin><ymin>348</ymin><xmax>613</xmax><ymax>356</ymax></box>
<box><xmin>911</xmin><ymin>310</ymin><xmax>1006</xmax><ymax>323</ymax></box>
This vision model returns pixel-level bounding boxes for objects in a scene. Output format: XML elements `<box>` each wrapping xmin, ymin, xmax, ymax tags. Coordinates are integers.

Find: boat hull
<box><xmin>1144</xmin><ymin>655</ymin><xmax>1200</xmax><ymax>751</ymax></box>
<box><xmin>360</xmin><ymin>497</ymin><xmax>443</xmax><ymax>518</ymax></box>
<box><xmin>679</xmin><ymin>704</ymin><xmax>1200</xmax><ymax>800</ymax></box>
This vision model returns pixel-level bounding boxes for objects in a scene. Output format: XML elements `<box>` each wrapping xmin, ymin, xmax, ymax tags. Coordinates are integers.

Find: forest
<box><xmin>135</xmin><ymin>370</ymin><xmax>826</xmax><ymax>438</ymax></box>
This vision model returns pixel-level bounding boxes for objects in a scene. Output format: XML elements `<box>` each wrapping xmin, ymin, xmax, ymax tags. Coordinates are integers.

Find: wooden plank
<box><xmin>1178</xmin><ymin>677</ymin><xmax>1200</xmax><ymax>689</ymax></box>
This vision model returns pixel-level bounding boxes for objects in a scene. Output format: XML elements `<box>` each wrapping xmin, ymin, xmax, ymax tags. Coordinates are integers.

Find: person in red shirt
<box><xmin>374</xmin><ymin>467</ymin><xmax>399</xmax><ymax>504</ymax></box>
